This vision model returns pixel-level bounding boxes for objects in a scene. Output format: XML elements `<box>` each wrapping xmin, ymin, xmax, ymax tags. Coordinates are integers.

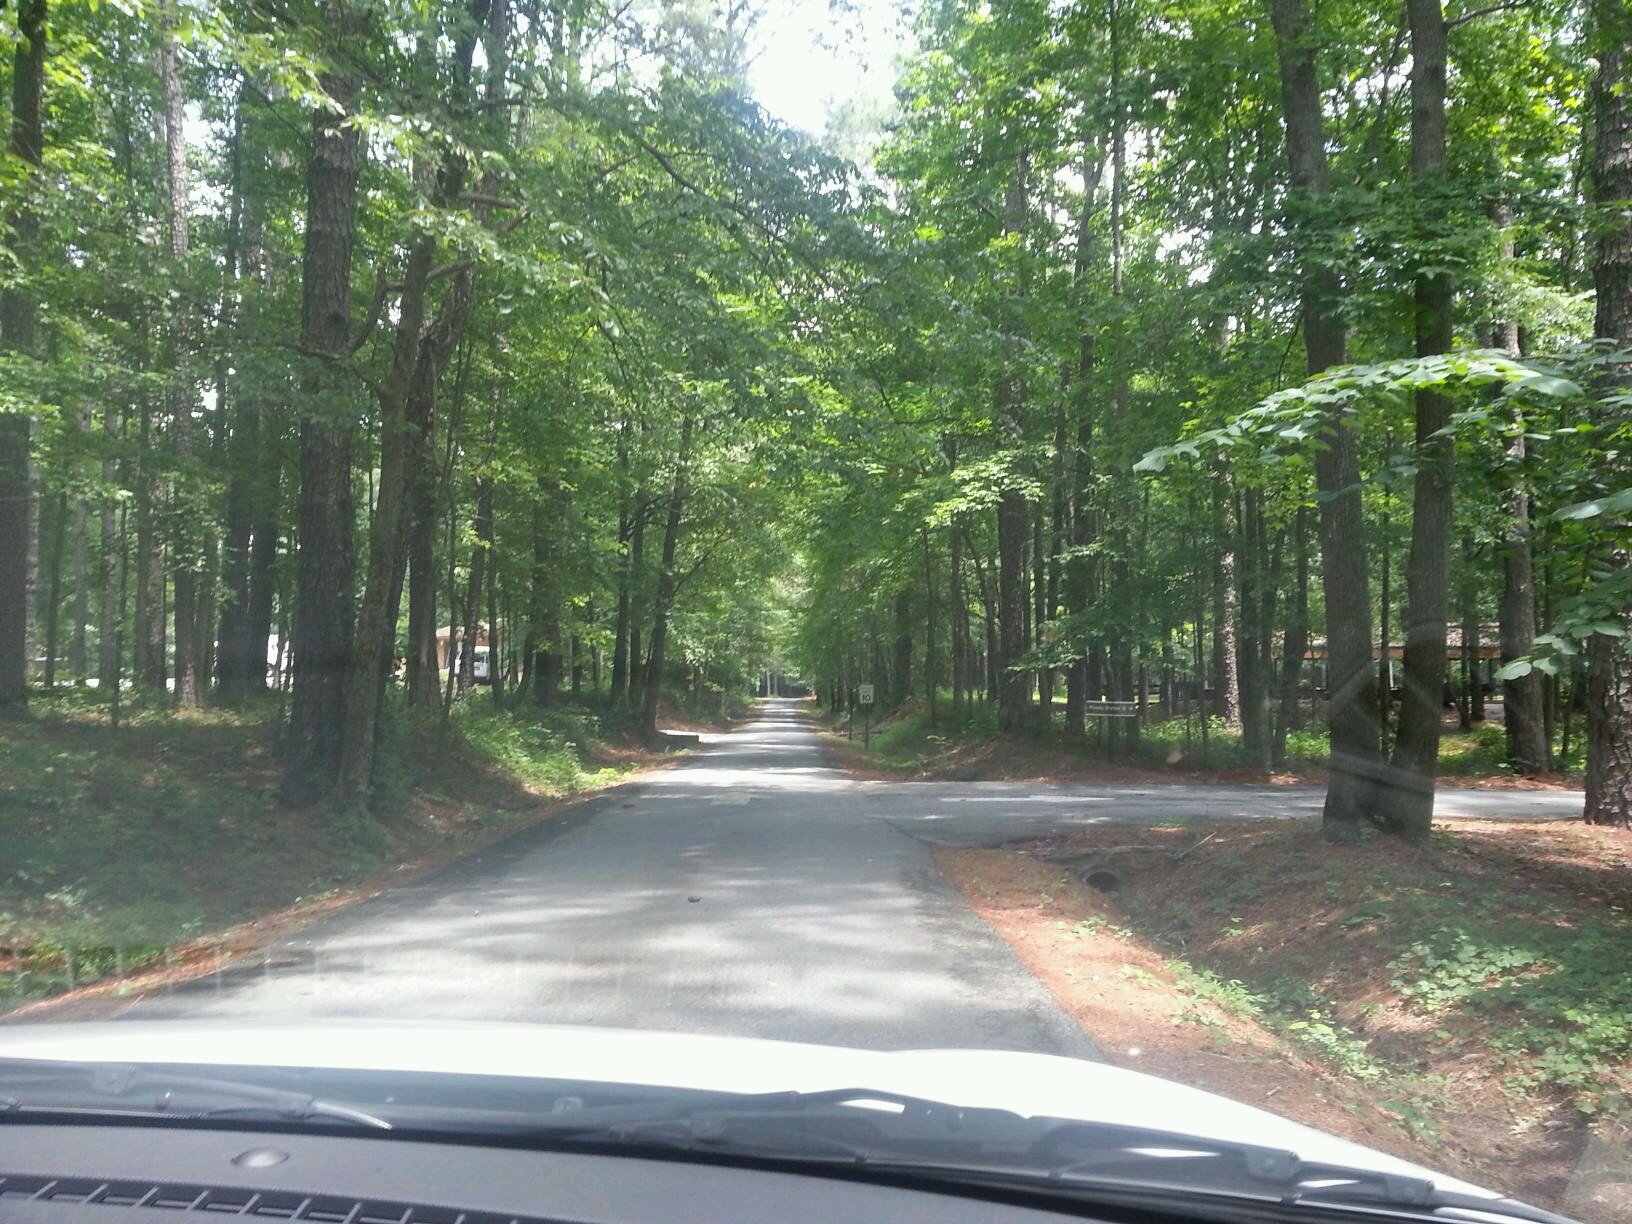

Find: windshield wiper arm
<box><xmin>513</xmin><ymin>1088</ymin><xmax>1573</xmax><ymax>1224</ymax></box>
<box><xmin>0</xmin><ymin>1062</ymin><xmax>392</xmax><ymax>1130</ymax></box>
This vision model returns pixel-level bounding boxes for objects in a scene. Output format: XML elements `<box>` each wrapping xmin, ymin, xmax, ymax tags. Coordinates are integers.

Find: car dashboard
<box><xmin>0</xmin><ymin>1123</ymin><xmax>1100</xmax><ymax>1224</ymax></box>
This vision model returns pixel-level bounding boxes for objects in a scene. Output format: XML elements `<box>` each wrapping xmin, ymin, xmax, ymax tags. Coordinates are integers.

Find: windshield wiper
<box><xmin>0</xmin><ymin>1062</ymin><xmax>392</xmax><ymax>1130</ymax></box>
<box><xmin>508</xmin><ymin>1087</ymin><xmax>1574</xmax><ymax>1224</ymax></box>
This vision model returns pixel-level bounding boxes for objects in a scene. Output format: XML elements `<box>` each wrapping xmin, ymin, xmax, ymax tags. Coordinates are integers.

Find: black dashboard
<box><xmin>0</xmin><ymin>1124</ymin><xmax>1100</xmax><ymax>1224</ymax></box>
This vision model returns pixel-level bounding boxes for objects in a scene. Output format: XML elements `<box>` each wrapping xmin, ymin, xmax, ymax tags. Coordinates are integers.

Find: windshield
<box><xmin>0</xmin><ymin>0</ymin><xmax>1627</xmax><ymax>1221</ymax></box>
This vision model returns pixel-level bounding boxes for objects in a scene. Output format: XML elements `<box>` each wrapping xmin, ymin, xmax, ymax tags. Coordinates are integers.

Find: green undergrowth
<box><xmin>1115</xmin><ymin>824</ymin><xmax>1632</xmax><ymax>1122</ymax></box>
<box><xmin>833</xmin><ymin>696</ymin><xmax>1583</xmax><ymax>781</ymax></box>
<box><xmin>0</xmin><ymin>688</ymin><xmax>650</xmax><ymax>1010</ymax></box>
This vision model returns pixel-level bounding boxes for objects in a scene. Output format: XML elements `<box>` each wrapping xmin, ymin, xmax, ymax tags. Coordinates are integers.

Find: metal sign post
<box><xmin>858</xmin><ymin>683</ymin><xmax>875</xmax><ymax>747</ymax></box>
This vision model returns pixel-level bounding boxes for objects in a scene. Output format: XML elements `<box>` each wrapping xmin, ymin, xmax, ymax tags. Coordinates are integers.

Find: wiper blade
<box><xmin>518</xmin><ymin>1088</ymin><xmax>1572</xmax><ymax>1223</ymax></box>
<box><xmin>0</xmin><ymin>1062</ymin><xmax>392</xmax><ymax>1130</ymax></box>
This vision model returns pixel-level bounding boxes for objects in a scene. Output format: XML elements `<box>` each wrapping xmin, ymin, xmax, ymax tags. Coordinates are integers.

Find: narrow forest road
<box><xmin>120</xmin><ymin>701</ymin><xmax>1094</xmax><ymax>1054</ymax></box>
<box><xmin>117</xmin><ymin>700</ymin><xmax>1580</xmax><ymax>1050</ymax></box>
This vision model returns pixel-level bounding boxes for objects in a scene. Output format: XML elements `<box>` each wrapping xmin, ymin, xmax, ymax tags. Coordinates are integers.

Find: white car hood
<box><xmin>0</xmin><ymin>1020</ymin><xmax>1499</xmax><ymax>1202</ymax></box>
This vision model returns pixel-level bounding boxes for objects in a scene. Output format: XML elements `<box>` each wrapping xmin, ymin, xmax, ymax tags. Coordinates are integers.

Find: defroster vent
<box><xmin>0</xmin><ymin>1174</ymin><xmax>559</xmax><ymax>1224</ymax></box>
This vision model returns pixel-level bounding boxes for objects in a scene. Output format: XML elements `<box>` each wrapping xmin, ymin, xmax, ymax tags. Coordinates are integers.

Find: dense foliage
<box><xmin>0</xmin><ymin>0</ymin><xmax>1627</xmax><ymax>829</ymax></box>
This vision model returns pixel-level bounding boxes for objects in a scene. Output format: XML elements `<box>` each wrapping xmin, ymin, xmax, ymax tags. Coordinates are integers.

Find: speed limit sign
<box><xmin>858</xmin><ymin>683</ymin><xmax>875</xmax><ymax>705</ymax></box>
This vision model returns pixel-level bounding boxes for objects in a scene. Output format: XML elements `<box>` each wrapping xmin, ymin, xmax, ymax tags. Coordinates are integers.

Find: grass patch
<box><xmin>1</xmin><ymin>689</ymin><xmax>654</xmax><ymax>1010</ymax></box>
<box><xmin>1037</xmin><ymin>820</ymin><xmax>1632</xmax><ymax>1120</ymax></box>
<box><xmin>828</xmin><ymin>695</ymin><xmax>1583</xmax><ymax>783</ymax></box>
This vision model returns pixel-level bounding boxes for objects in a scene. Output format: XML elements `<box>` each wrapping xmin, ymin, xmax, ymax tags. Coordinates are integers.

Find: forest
<box><xmin>0</xmin><ymin>0</ymin><xmax>1628</xmax><ymax>834</ymax></box>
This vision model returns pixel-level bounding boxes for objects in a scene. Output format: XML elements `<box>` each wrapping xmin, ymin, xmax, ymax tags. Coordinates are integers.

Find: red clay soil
<box><xmin>938</xmin><ymin>820</ymin><xmax>1632</xmax><ymax>1223</ymax></box>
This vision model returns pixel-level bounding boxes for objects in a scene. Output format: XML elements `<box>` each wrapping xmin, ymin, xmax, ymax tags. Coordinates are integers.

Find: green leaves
<box><xmin>1552</xmin><ymin>488</ymin><xmax>1632</xmax><ymax>521</ymax></box>
<box><xmin>1137</xmin><ymin>350</ymin><xmax>1585</xmax><ymax>476</ymax></box>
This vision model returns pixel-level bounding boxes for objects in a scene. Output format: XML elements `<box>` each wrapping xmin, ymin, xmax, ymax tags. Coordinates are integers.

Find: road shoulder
<box><xmin>934</xmin><ymin>821</ymin><xmax>1631</xmax><ymax>1223</ymax></box>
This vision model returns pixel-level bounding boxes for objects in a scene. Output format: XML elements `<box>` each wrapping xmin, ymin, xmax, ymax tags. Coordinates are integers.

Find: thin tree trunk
<box><xmin>1495</xmin><ymin>282</ymin><xmax>1548</xmax><ymax>771</ymax></box>
<box><xmin>461</xmin><ymin>477</ymin><xmax>493</xmax><ymax>695</ymax></box>
<box><xmin>1215</xmin><ymin>535</ymin><xmax>1241</xmax><ymax>725</ymax></box>
<box><xmin>949</xmin><ymin>517</ymin><xmax>965</xmax><ymax>713</ymax></box>
<box><xmin>487</xmin><ymin>516</ymin><xmax>503</xmax><ymax>708</ymax></box>
<box><xmin>159</xmin><ymin>0</ymin><xmax>200</xmax><ymax>706</ymax></box>
<box><xmin>246</xmin><ymin>485</ymin><xmax>277</xmax><ymax>693</ymax></box>
<box><xmin>626</xmin><ymin>492</ymin><xmax>648</xmax><ymax>714</ymax></box>
<box><xmin>1274</xmin><ymin>504</ymin><xmax>1310</xmax><ymax>759</ymax></box>
<box><xmin>338</xmin><ymin>238</ymin><xmax>442</xmax><ymax>800</ymax></box>
<box><xmin>610</xmin><ymin>422</ymin><xmax>633</xmax><ymax>705</ymax></box>
<box><xmin>98</xmin><ymin>403</ymin><xmax>121</xmax><ymax>692</ymax></box>
<box><xmin>216</xmin><ymin>90</ymin><xmax>256</xmax><ymax>703</ymax></box>
<box><xmin>43</xmin><ymin>491</ymin><xmax>66</xmax><ymax>688</ymax></box>
<box><xmin>924</xmin><ymin>531</ymin><xmax>938</xmax><ymax>724</ymax></box>
<box><xmin>892</xmin><ymin>588</ymin><xmax>912</xmax><ymax>706</ymax></box>
<box><xmin>69</xmin><ymin>411</ymin><xmax>89</xmax><ymax>681</ymax></box>
<box><xmin>1458</xmin><ymin>533</ymin><xmax>1482</xmax><ymax>728</ymax></box>
<box><xmin>1064</xmin><ymin>141</ymin><xmax>1105</xmax><ymax>740</ymax></box>
<box><xmin>340</xmin><ymin>115</ymin><xmax>480</xmax><ymax>794</ymax></box>
<box><xmin>641</xmin><ymin>416</ymin><xmax>693</xmax><ymax>740</ymax></box>
<box><xmin>134</xmin><ymin>406</ymin><xmax>166</xmax><ymax>694</ymax></box>
<box><xmin>995</xmin><ymin>153</ymin><xmax>1031</xmax><ymax>732</ymax></box>
<box><xmin>1238</xmin><ymin>488</ymin><xmax>1270</xmax><ymax>766</ymax></box>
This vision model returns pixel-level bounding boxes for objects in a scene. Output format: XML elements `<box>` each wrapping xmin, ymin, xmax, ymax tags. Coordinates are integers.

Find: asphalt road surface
<box><xmin>121</xmin><ymin>700</ymin><xmax>1580</xmax><ymax>1052</ymax></box>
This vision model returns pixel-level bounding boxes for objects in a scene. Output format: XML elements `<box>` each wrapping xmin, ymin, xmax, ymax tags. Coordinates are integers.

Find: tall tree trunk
<box><xmin>966</xmin><ymin>532</ymin><xmax>999</xmax><ymax>705</ymax></box>
<box><xmin>1494</xmin><ymin>292</ymin><xmax>1548</xmax><ymax>772</ymax></box>
<box><xmin>924</xmin><ymin>532</ymin><xmax>938</xmax><ymax>723</ymax></box>
<box><xmin>134</xmin><ymin>403</ymin><xmax>166</xmax><ymax>695</ymax></box>
<box><xmin>339</xmin><ymin>8</ymin><xmax>484</xmax><ymax>787</ymax></box>
<box><xmin>0</xmin><ymin>0</ymin><xmax>45</xmax><ymax>706</ymax></box>
<box><xmin>995</xmin><ymin>152</ymin><xmax>1032</xmax><ymax>733</ymax></box>
<box><xmin>1105</xmin><ymin>8</ymin><xmax>1137</xmax><ymax>753</ymax></box>
<box><xmin>641</xmin><ymin>416</ymin><xmax>693</xmax><ymax>740</ymax></box>
<box><xmin>216</xmin><ymin>89</ymin><xmax>256</xmax><ymax>703</ymax></box>
<box><xmin>892</xmin><ymin>588</ymin><xmax>912</xmax><ymax>706</ymax></box>
<box><xmin>949</xmin><ymin>517</ymin><xmax>966</xmax><ymax>713</ymax></box>
<box><xmin>1214</xmin><ymin>533</ymin><xmax>1241</xmax><ymax>725</ymax></box>
<box><xmin>43</xmin><ymin>492</ymin><xmax>65</xmax><ymax>687</ymax></box>
<box><xmin>1274</xmin><ymin>504</ymin><xmax>1310</xmax><ymax>760</ymax></box>
<box><xmin>1063</xmin><ymin>146</ymin><xmax>1102</xmax><ymax>739</ymax></box>
<box><xmin>1458</xmin><ymin>533</ymin><xmax>1483</xmax><ymax>728</ymax></box>
<box><xmin>404</xmin><ymin>459</ymin><xmax>439</xmax><ymax>709</ymax></box>
<box><xmin>487</xmin><ymin>515</ymin><xmax>503</xmax><ymax>707</ymax></box>
<box><xmin>530</xmin><ymin>492</ymin><xmax>564</xmax><ymax>709</ymax></box>
<box><xmin>1388</xmin><ymin>0</ymin><xmax>1453</xmax><ymax>842</ymax></box>
<box><xmin>627</xmin><ymin>493</ymin><xmax>647</xmax><ymax>713</ymax></box>
<box><xmin>461</xmin><ymin>477</ymin><xmax>493</xmax><ymax>695</ymax></box>
<box><xmin>1585</xmin><ymin>0</ymin><xmax>1632</xmax><ymax>826</ymax></box>
<box><xmin>97</xmin><ymin>404</ymin><xmax>121</xmax><ymax>692</ymax></box>
<box><xmin>69</xmin><ymin>410</ymin><xmax>89</xmax><ymax>681</ymax></box>
<box><xmin>337</xmin><ymin>232</ymin><xmax>445</xmax><ymax>800</ymax></box>
<box><xmin>1269</xmin><ymin>0</ymin><xmax>1382</xmax><ymax>835</ymax></box>
<box><xmin>246</xmin><ymin>485</ymin><xmax>278</xmax><ymax>693</ymax></box>
<box><xmin>159</xmin><ymin>0</ymin><xmax>200</xmax><ymax>707</ymax></box>
<box><xmin>1238</xmin><ymin>488</ymin><xmax>1271</xmax><ymax>766</ymax></box>
<box><xmin>281</xmin><ymin>1</ymin><xmax>363</xmax><ymax>804</ymax></box>
<box><xmin>1035</xmin><ymin>500</ymin><xmax>1051</xmax><ymax>722</ymax></box>
<box><xmin>610</xmin><ymin>424</ymin><xmax>633</xmax><ymax>705</ymax></box>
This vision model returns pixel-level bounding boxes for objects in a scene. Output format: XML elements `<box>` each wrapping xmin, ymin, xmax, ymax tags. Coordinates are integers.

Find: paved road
<box><xmin>863</xmin><ymin>774</ymin><xmax>1583</xmax><ymax>848</ymax></box>
<box><xmin>122</xmin><ymin>701</ymin><xmax>1094</xmax><ymax>1054</ymax></box>
<box><xmin>119</xmin><ymin>700</ymin><xmax>1580</xmax><ymax>1051</ymax></box>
